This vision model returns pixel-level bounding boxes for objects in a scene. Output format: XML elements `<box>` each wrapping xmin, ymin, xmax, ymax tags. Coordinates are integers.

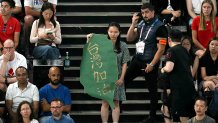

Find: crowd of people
<box><xmin>0</xmin><ymin>0</ymin><xmax>218</xmax><ymax>123</ymax></box>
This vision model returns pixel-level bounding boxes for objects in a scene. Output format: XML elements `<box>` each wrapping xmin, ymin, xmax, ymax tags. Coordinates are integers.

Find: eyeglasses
<box><xmin>50</xmin><ymin>106</ymin><xmax>62</xmax><ymax>109</ymax></box>
<box><xmin>3</xmin><ymin>47</ymin><xmax>14</xmax><ymax>50</ymax></box>
<box><xmin>2</xmin><ymin>24</ymin><xmax>6</xmax><ymax>33</ymax></box>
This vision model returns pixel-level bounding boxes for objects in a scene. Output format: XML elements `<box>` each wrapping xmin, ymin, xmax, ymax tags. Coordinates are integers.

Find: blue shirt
<box><xmin>44</xmin><ymin>115</ymin><xmax>75</xmax><ymax>123</ymax></box>
<box><xmin>39</xmin><ymin>84</ymin><xmax>72</xmax><ymax>116</ymax></box>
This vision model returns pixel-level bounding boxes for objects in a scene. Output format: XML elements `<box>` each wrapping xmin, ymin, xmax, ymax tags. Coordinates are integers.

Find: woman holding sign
<box><xmin>87</xmin><ymin>22</ymin><xmax>130</xmax><ymax>123</ymax></box>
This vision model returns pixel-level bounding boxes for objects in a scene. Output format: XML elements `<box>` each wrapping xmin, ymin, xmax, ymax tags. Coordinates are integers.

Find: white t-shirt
<box><xmin>192</xmin><ymin>0</ymin><xmax>204</xmax><ymax>14</ymax></box>
<box><xmin>6</xmin><ymin>82</ymin><xmax>39</xmax><ymax>112</ymax></box>
<box><xmin>24</xmin><ymin>0</ymin><xmax>57</xmax><ymax>12</ymax></box>
<box><xmin>31</xmin><ymin>119</ymin><xmax>39</xmax><ymax>123</ymax></box>
<box><xmin>0</xmin><ymin>51</ymin><xmax>27</xmax><ymax>77</ymax></box>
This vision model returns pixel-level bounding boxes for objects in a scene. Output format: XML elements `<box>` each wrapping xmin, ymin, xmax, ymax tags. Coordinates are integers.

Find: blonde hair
<box><xmin>199</xmin><ymin>0</ymin><xmax>216</xmax><ymax>32</ymax></box>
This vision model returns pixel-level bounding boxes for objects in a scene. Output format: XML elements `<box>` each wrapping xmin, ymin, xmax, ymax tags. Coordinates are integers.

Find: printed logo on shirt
<box><xmin>34</xmin><ymin>0</ymin><xmax>43</xmax><ymax>6</ymax></box>
<box><xmin>165</xmin><ymin>52</ymin><xmax>171</xmax><ymax>59</ymax></box>
<box><xmin>8</xmin><ymin>68</ymin><xmax>14</xmax><ymax>77</ymax></box>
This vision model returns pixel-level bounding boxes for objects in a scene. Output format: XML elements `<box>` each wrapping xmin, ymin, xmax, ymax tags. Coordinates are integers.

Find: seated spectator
<box><xmin>0</xmin><ymin>39</ymin><xmax>27</xmax><ymax>121</ymax></box>
<box><xmin>17</xmin><ymin>101</ymin><xmax>39</xmax><ymax>123</ymax></box>
<box><xmin>39</xmin><ymin>67</ymin><xmax>71</xmax><ymax>122</ymax></box>
<box><xmin>200</xmin><ymin>37</ymin><xmax>218</xmax><ymax>92</ymax></box>
<box><xmin>0</xmin><ymin>39</ymin><xmax>27</xmax><ymax>90</ymax></box>
<box><xmin>30</xmin><ymin>2</ymin><xmax>61</xmax><ymax>60</ymax></box>
<box><xmin>192</xmin><ymin>0</ymin><xmax>218</xmax><ymax>51</ymax></box>
<box><xmin>181</xmin><ymin>36</ymin><xmax>199</xmax><ymax>77</ymax></box>
<box><xmin>0</xmin><ymin>0</ymin><xmax>21</xmax><ymax>51</ymax></box>
<box><xmin>43</xmin><ymin>98</ymin><xmax>75</xmax><ymax>123</ymax></box>
<box><xmin>6</xmin><ymin>66</ymin><xmax>39</xmax><ymax>122</ymax></box>
<box><xmin>0</xmin><ymin>0</ymin><xmax>23</xmax><ymax>19</ymax></box>
<box><xmin>24</xmin><ymin>0</ymin><xmax>57</xmax><ymax>57</ymax></box>
<box><xmin>154</xmin><ymin>0</ymin><xmax>185</xmax><ymax>26</ymax></box>
<box><xmin>186</xmin><ymin>0</ymin><xmax>217</xmax><ymax>26</ymax></box>
<box><xmin>188</xmin><ymin>97</ymin><xmax>216</xmax><ymax>123</ymax></box>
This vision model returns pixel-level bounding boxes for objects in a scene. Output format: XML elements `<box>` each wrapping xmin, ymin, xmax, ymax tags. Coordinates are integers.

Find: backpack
<box><xmin>208</xmin><ymin>89</ymin><xmax>218</xmax><ymax>117</ymax></box>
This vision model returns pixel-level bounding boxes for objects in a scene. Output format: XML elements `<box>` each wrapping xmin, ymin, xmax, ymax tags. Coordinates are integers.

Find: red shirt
<box><xmin>192</xmin><ymin>16</ymin><xmax>218</xmax><ymax>48</ymax></box>
<box><xmin>0</xmin><ymin>15</ymin><xmax>21</xmax><ymax>43</ymax></box>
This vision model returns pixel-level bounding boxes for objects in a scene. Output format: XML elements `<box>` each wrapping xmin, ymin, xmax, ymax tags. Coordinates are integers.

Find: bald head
<box><xmin>48</xmin><ymin>67</ymin><xmax>61</xmax><ymax>86</ymax></box>
<box><xmin>49</xmin><ymin>67</ymin><xmax>60</xmax><ymax>74</ymax></box>
<box><xmin>3</xmin><ymin>39</ymin><xmax>15</xmax><ymax>47</ymax></box>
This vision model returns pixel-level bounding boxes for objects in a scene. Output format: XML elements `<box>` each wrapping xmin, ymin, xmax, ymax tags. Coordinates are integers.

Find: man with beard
<box><xmin>39</xmin><ymin>67</ymin><xmax>71</xmax><ymax>123</ymax></box>
<box><xmin>125</xmin><ymin>3</ymin><xmax>168</xmax><ymax>123</ymax></box>
<box><xmin>44</xmin><ymin>98</ymin><xmax>75</xmax><ymax>123</ymax></box>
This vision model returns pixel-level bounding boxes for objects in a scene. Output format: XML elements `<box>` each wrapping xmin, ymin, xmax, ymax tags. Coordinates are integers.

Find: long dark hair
<box><xmin>202</xmin><ymin>37</ymin><xmax>218</xmax><ymax>57</ymax></box>
<box><xmin>17</xmin><ymin>101</ymin><xmax>34</xmax><ymax>123</ymax></box>
<box><xmin>107</xmin><ymin>22</ymin><xmax>121</xmax><ymax>53</ymax></box>
<box><xmin>38</xmin><ymin>2</ymin><xmax>56</xmax><ymax>28</ymax></box>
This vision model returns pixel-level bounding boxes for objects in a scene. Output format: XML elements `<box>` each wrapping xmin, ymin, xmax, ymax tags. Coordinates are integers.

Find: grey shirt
<box><xmin>188</xmin><ymin>115</ymin><xmax>216</xmax><ymax>123</ymax></box>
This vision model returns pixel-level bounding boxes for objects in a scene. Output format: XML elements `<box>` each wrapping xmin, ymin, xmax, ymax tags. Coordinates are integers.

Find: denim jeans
<box><xmin>33</xmin><ymin>45</ymin><xmax>60</xmax><ymax>60</ymax></box>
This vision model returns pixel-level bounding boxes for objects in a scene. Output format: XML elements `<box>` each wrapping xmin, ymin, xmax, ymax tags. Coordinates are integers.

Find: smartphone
<box><xmin>137</xmin><ymin>12</ymin><xmax>142</xmax><ymax>18</ymax></box>
<box><xmin>47</xmin><ymin>31</ymin><xmax>53</xmax><ymax>35</ymax></box>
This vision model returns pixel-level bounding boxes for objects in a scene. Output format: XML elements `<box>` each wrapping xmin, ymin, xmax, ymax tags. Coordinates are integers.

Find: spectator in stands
<box><xmin>0</xmin><ymin>39</ymin><xmax>27</xmax><ymax>90</ymax></box>
<box><xmin>154</xmin><ymin>0</ymin><xmax>184</xmax><ymax>26</ymax></box>
<box><xmin>125</xmin><ymin>3</ymin><xmax>168</xmax><ymax>123</ymax></box>
<box><xmin>188</xmin><ymin>96</ymin><xmax>216</xmax><ymax>123</ymax></box>
<box><xmin>30</xmin><ymin>2</ymin><xmax>61</xmax><ymax>61</ymax></box>
<box><xmin>181</xmin><ymin>36</ymin><xmax>199</xmax><ymax>77</ymax></box>
<box><xmin>39</xmin><ymin>66</ymin><xmax>71</xmax><ymax>122</ymax></box>
<box><xmin>161</xmin><ymin>29</ymin><xmax>196</xmax><ymax>123</ymax></box>
<box><xmin>192</xmin><ymin>0</ymin><xmax>218</xmax><ymax>51</ymax></box>
<box><xmin>43</xmin><ymin>98</ymin><xmax>75</xmax><ymax>123</ymax></box>
<box><xmin>186</xmin><ymin>0</ymin><xmax>216</xmax><ymax>26</ymax></box>
<box><xmin>24</xmin><ymin>0</ymin><xmax>57</xmax><ymax>57</ymax></box>
<box><xmin>17</xmin><ymin>101</ymin><xmax>39</xmax><ymax>123</ymax></box>
<box><xmin>87</xmin><ymin>22</ymin><xmax>131</xmax><ymax>123</ymax></box>
<box><xmin>0</xmin><ymin>0</ymin><xmax>21</xmax><ymax>50</ymax></box>
<box><xmin>0</xmin><ymin>39</ymin><xmax>27</xmax><ymax>121</ymax></box>
<box><xmin>5</xmin><ymin>66</ymin><xmax>39</xmax><ymax>122</ymax></box>
<box><xmin>0</xmin><ymin>0</ymin><xmax>23</xmax><ymax>19</ymax></box>
<box><xmin>200</xmin><ymin>37</ymin><xmax>218</xmax><ymax>92</ymax></box>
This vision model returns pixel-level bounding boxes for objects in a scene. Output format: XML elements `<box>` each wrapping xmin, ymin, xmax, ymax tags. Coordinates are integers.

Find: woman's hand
<box><xmin>39</xmin><ymin>33</ymin><xmax>48</xmax><ymax>39</ymax></box>
<box><xmin>116</xmin><ymin>79</ymin><xmax>124</xmax><ymax>86</ymax></box>
<box><xmin>87</xmin><ymin>33</ymin><xmax>94</xmax><ymax>43</ymax></box>
<box><xmin>47</xmin><ymin>34</ymin><xmax>55</xmax><ymax>40</ymax></box>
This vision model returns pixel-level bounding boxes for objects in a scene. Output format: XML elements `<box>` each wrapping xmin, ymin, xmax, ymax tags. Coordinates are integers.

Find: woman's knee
<box><xmin>102</xmin><ymin>101</ymin><xmax>109</xmax><ymax>108</ymax></box>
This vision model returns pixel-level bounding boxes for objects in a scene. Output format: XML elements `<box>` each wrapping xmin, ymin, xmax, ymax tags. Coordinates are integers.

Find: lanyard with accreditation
<box><xmin>136</xmin><ymin>19</ymin><xmax>158</xmax><ymax>54</ymax></box>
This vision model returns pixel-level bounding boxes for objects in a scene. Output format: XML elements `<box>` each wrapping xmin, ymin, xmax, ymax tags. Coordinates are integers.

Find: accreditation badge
<box><xmin>136</xmin><ymin>41</ymin><xmax>145</xmax><ymax>54</ymax></box>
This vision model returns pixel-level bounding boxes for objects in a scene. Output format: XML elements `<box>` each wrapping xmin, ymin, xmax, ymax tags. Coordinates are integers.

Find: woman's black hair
<box><xmin>202</xmin><ymin>37</ymin><xmax>218</xmax><ymax>57</ymax></box>
<box><xmin>17</xmin><ymin>101</ymin><xmax>34</xmax><ymax>123</ymax></box>
<box><xmin>181</xmin><ymin>35</ymin><xmax>194</xmax><ymax>53</ymax></box>
<box><xmin>107</xmin><ymin>22</ymin><xmax>121</xmax><ymax>53</ymax></box>
<box><xmin>38</xmin><ymin>2</ymin><xmax>56</xmax><ymax>28</ymax></box>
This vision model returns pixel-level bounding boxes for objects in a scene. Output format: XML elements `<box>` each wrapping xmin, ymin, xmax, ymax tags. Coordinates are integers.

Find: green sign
<box><xmin>80</xmin><ymin>34</ymin><xmax>118</xmax><ymax>109</ymax></box>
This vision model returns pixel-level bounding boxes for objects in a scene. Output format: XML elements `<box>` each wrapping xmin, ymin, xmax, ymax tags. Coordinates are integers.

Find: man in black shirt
<box><xmin>161</xmin><ymin>29</ymin><xmax>195</xmax><ymax>123</ymax></box>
